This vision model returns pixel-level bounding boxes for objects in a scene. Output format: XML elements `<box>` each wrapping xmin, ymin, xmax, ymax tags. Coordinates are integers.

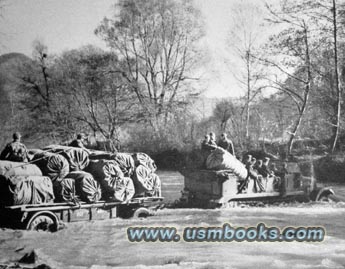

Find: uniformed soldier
<box><xmin>209</xmin><ymin>132</ymin><xmax>217</xmax><ymax>148</ymax></box>
<box><xmin>260</xmin><ymin>157</ymin><xmax>271</xmax><ymax>177</ymax></box>
<box><xmin>250</xmin><ymin>157</ymin><xmax>257</xmax><ymax>168</ymax></box>
<box><xmin>217</xmin><ymin>133</ymin><xmax>235</xmax><ymax>155</ymax></box>
<box><xmin>243</xmin><ymin>154</ymin><xmax>252</xmax><ymax>168</ymax></box>
<box><xmin>200</xmin><ymin>134</ymin><xmax>216</xmax><ymax>169</ymax></box>
<box><xmin>254</xmin><ymin>159</ymin><xmax>263</xmax><ymax>171</ymax></box>
<box><xmin>0</xmin><ymin>132</ymin><xmax>29</xmax><ymax>162</ymax></box>
<box><xmin>69</xmin><ymin>134</ymin><xmax>90</xmax><ymax>154</ymax></box>
<box><xmin>201</xmin><ymin>135</ymin><xmax>210</xmax><ymax>150</ymax></box>
<box><xmin>248</xmin><ymin>157</ymin><xmax>265</xmax><ymax>192</ymax></box>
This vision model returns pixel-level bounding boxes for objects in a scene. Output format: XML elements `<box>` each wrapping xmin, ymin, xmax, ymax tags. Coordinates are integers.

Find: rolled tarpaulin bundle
<box><xmin>53</xmin><ymin>177</ymin><xmax>77</xmax><ymax>203</ymax></box>
<box><xmin>132</xmin><ymin>152</ymin><xmax>157</xmax><ymax>173</ymax></box>
<box><xmin>111</xmin><ymin>176</ymin><xmax>135</xmax><ymax>202</ymax></box>
<box><xmin>43</xmin><ymin>145</ymin><xmax>89</xmax><ymax>172</ymax></box>
<box><xmin>0</xmin><ymin>160</ymin><xmax>42</xmax><ymax>178</ymax></box>
<box><xmin>84</xmin><ymin>160</ymin><xmax>124</xmax><ymax>200</ymax></box>
<box><xmin>113</xmin><ymin>153</ymin><xmax>135</xmax><ymax>177</ymax></box>
<box><xmin>85</xmin><ymin>159</ymin><xmax>124</xmax><ymax>182</ymax></box>
<box><xmin>206</xmin><ymin>147</ymin><xmax>248</xmax><ymax>180</ymax></box>
<box><xmin>132</xmin><ymin>164</ymin><xmax>156</xmax><ymax>195</ymax></box>
<box><xmin>65</xmin><ymin>171</ymin><xmax>102</xmax><ymax>203</ymax></box>
<box><xmin>0</xmin><ymin>175</ymin><xmax>54</xmax><ymax>206</ymax></box>
<box><xmin>32</xmin><ymin>151</ymin><xmax>69</xmax><ymax>182</ymax></box>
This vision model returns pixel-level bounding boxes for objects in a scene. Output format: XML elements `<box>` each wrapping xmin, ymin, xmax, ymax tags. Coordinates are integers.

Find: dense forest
<box><xmin>1</xmin><ymin>0</ymin><xmax>345</xmax><ymax>167</ymax></box>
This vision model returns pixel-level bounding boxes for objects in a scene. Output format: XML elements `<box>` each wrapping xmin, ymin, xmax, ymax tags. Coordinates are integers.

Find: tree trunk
<box><xmin>287</xmin><ymin>23</ymin><xmax>311</xmax><ymax>156</ymax></box>
<box><xmin>331</xmin><ymin>0</ymin><xmax>342</xmax><ymax>152</ymax></box>
<box><xmin>245</xmin><ymin>51</ymin><xmax>251</xmax><ymax>141</ymax></box>
<box><xmin>287</xmin><ymin>110</ymin><xmax>303</xmax><ymax>156</ymax></box>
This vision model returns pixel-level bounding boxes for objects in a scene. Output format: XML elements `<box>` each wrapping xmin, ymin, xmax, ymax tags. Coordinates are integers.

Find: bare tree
<box><xmin>307</xmin><ymin>0</ymin><xmax>345</xmax><ymax>152</ymax></box>
<box><xmin>95</xmin><ymin>0</ymin><xmax>204</xmax><ymax>131</ymax></box>
<box><xmin>19</xmin><ymin>40</ymin><xmax>52</xmax><ymax>110</ymax></box>
<box><xmin>261</xmin><ymin>2</ymin><xmax>318</xmax><ymax>155</ymax></box>
<box><xmin>53</xmin><ymin>46</ymin><xmax>139</xmax><ymax>147</ymax></box>
<box><xmin>227</xmin><ymin>2</ymin><xmax>266</xmax><ymax>144</ymax></box>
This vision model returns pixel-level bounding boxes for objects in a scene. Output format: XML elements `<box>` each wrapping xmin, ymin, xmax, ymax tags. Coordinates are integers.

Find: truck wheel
<box><xmin>26</xmin><ymin>213</ymin><xmax>58</xmax><ymax>232</ymax></box>
<box><xmin>132</xmin><ymin>207</ymin><xmax>150</xmax><ymax>218</ymax></box>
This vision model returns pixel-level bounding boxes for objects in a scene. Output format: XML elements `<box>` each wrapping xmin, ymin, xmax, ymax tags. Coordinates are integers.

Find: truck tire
<box><xmin>132</xmin><ymin>207</ymin><xmax>150</xmax><ymax>218</ymax></box>
<box><xmin>26</xmin><ymin>212</ymin><xmax>58</xmax><ymax>232</ymax></box>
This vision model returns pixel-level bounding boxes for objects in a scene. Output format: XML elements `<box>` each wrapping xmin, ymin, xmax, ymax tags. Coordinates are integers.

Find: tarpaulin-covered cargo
<box><xmin>53</xmin><ymin>177</ymin><xmax>77</xmax><ymax>203</ymax></box>
<box><xmin>28</xmin><ymin>148</ymin><xmax>44</xmax><ymax>157</ymax></box>
<box><xmin>0</xmin><ymin>160</ymin><xmax>42</xmax><ymax>178</ymax></box>
<box><xmin>85</xmin><ymin>160</ymin><xmax>125</xmax><ymax>200</ymax></box>
<box><xmin>32</xmin><ymin>151</ymin><xmax>69</xmax><ymax>182</ymax></box>
<box><xmin>206</xmin><ymin>148</ymin><xmax>248</xmax><ymax>180</ymax></box>
<box><xmin>150</xmin><ymin>173</ymin><xmax>161</xmax><ymax>197</ymax></box>
<box><xmin>85</xmin><ymin>159</ymin><xmax>124</xmax><ymax>182</ymax></box>
<box><xmin>132</xmin><ymin>152</ymin><xmax>157</xmax><ymax>173</ymax></box>
<box><xmin>0</xmin><ymin>175</ymin><xmax>54</xmax><ymax>206</ymax></box>
<box><xmin>113</xmin><ymin>153</ymin><xmax>135</xmax><ymax>177</ymax></box>
<box><xmin>110</xmin><ymin>176</ymin><xmax>135</xmax><ymax>202</ymax></box>
<box><xmin>132</xmin><ymin>164</ymin><xmax>156</xmax><ymax>195</ymax></box>
<box><xmin>65</xmin><ymin>171</ymin><xmax>102</xmax><ymax>203</ymax></box>
<box><xmin>43</xmin><ymin>145</ymin><xmax>89</xmax><ymax>172</ymax></box>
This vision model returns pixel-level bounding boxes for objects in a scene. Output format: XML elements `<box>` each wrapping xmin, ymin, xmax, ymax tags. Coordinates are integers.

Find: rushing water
<box><xmin>1</xmin><ymin>171</ymin><xmax>345</xmax><ymax>269</ymax></box>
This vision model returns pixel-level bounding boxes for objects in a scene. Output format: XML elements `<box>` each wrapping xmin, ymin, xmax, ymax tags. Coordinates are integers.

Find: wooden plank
<box><xmin>234</xmin><ymin>192</ymin><xmax>281</xmax><ymax>199</ymax></box>
<box><xmin>5</xmin><ymin>197</ymin><xmax>164</xmax><ymax>212</ymax></box>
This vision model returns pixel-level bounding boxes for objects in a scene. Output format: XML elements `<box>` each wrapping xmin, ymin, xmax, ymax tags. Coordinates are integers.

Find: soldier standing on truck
<box><xmin>0</xmin><ymin>132</ymin><xmax>29</xmax><ymax>162</ymax></box>
<box><xmin>201</xmin><ymin>134</ymin><xmax>217</xmax><ymax>152</ymax></box>
<box><xmin>69</xmin><ymin>134</ymin><xmax>91</xmax><ymax>154</ymax></box>
<box><xmin>200</xmin><ymin>134</ymin><xmax>217</xmax><ymax>168</ymax></box>
<box><xmin>218</xmin><ymin>133</ymin><xmax>235</xmax><ymax>155</ymax></box>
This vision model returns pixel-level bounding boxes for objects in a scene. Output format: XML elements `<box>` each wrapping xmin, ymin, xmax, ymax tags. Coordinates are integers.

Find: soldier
<box><xmin>218</xmin><ymin>133</ymin><xmax>235</xmax><ymax>155</ymax></box>
<box><xmin>248</xmin><ymin>157</ymin><xmax>265</xmax><ymax>193</ymax></box>
<box><xmin>201</xmin><ymin>134</ymin><xmax>217</xmax><ymax>153</ymax></box>
<box><xmin>255</xmin><ymin>159</ymin><xmax>264</xmax><ymax>174</ymax></box>
<box><xmin>0</xmin><ymin>132</ymin><xmax>29</xmax><ymax>162</ymax></box>
<box><xmin>243</xmin><ymin>154</ymin><xmax>252</xmax><ymax>168</ymax></box>
<box><xmin>260</xmin><ymin>157</ymin><xmax>271</xmax><ymax>177</ymax></box>
<box><xmin>238</xmin><ymin>155</ymin><xmax>252</xmax><ymax>193</ymax></box>
<box><xmin>250</xmin><ymin>157</ymin><xmax>257</xmax><ymax>169</ymax></box>
<box><xmin>201</xmin><ymin>135</ymin><xmax>212</xmax><ymax>151</ymax></box>
<box><xmin>69</xmin><ymin>134</ymin><xmax>91</xmax><ymax>154</ymax></box>
<box><xmin>200</xmin><ymin>134</ymin><xmax>216</xmax><ymax>169</ymax></box>
<box><xmin>209</xmin><ymin>132</ymin><xmax>217</xmax><ymax>148</ymax></box>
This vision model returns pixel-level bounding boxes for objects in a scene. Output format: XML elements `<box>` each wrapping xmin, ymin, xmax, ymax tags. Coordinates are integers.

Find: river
<box><xmin>1</xmin><ymin>171</ymin><xmax>345</xmax><ymax>269</ymax></box>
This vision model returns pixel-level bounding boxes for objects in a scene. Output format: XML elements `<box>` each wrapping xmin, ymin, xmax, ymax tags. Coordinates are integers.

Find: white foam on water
<box><xmin>321</xmin><ymin>259</ymin><xmax>345</xmax><ymax>269</ymax></box>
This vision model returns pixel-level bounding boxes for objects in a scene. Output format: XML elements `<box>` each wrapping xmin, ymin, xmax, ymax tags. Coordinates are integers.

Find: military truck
<box><xmin>179</xmin><ymin>161</ymin><xmax>338</xmax><ymax>208</ymax></box>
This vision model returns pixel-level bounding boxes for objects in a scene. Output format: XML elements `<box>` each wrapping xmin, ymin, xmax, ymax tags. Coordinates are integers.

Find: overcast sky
<box><xmin>0</xmin><ymin>0</ymin><xmax>269</xmax><ymax>98</ymax></box>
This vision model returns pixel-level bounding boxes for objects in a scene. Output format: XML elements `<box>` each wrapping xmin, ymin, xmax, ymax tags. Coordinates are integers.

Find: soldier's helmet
<box><xmin>13</xmin><ymin>132</ymin><xmax>21</xmax><ymax>140</ymax></box>
<box><xmin>244</xmin><ymin>154</ymin><xmax>252</xmax><ymax>164</ymax></box>
<box><xmin>263</xmin><ymin>157</ymin><xmax>270</xmax><ymax>165</ymax></box>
